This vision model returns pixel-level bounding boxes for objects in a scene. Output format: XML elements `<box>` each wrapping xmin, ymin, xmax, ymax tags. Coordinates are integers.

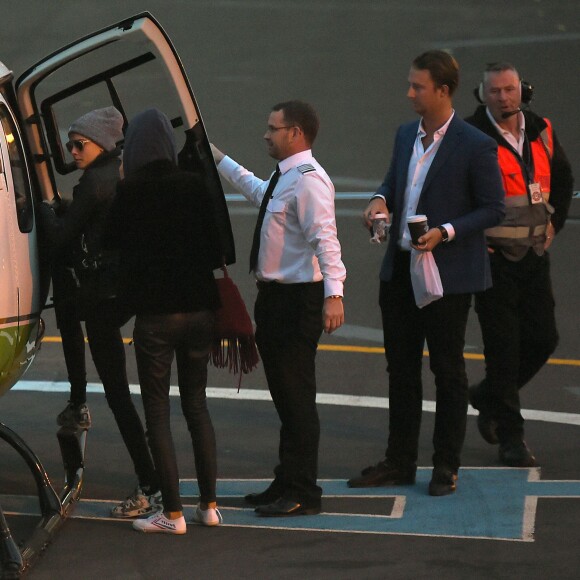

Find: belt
<box><xmin>256</xmin><ymin>280</ymin><xmax>322</xmax><ymax>291</ymax></box>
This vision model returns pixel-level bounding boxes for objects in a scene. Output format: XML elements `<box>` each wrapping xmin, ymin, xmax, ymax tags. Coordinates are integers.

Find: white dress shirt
<box><xmin>486</xmin><ymin>108</ymin><xmax>526</xmax><ymax>156</ymax></box>
<box><xmin>398</xmin><ymin>112</ymin><xmax>456</xmax><ymax>250</ymax></box>
<box><xmin>217</xmin><ymin>149</ymin><xmax>346</xmax><ymax>297</ymax></box>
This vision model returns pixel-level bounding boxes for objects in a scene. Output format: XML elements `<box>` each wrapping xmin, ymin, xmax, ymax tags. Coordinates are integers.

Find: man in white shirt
<box><xmin>211</xmin><ymin>100</ymin><xmax>346</xmax><ymax>516</ymax></box>
<box><xmin>347</xmin><ymin>51</ymin><xmax>505</xmax><ymax>496</ymax></box>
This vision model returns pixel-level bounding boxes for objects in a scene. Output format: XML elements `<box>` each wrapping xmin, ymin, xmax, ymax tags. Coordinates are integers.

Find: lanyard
<box><xmin>504</xmin><ymin>133</ymin><xmax>535</xmax><ymax>185</ymax></box>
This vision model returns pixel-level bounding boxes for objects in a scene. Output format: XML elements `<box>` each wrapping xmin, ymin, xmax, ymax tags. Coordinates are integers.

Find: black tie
<box><xmin>249</xmin><ymin>165</ymin><xmax>281</xmax><ymax>272</ymax></box>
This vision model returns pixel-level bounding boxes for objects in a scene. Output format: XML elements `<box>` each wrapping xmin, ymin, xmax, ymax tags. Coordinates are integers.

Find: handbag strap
<box><xmin>220</xmin><ymin>261</ymin><xmax>230</xmax><ymax>279</ymax></box>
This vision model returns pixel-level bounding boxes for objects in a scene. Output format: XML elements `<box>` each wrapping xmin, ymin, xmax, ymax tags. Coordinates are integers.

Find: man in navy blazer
<box><xmin>348</xmin><ymin>50</ymin><xmax>505</xmax><ymax>496</ymax></box>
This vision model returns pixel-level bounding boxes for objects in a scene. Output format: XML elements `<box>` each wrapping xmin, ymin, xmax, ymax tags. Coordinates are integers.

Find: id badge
<box><xmin>529</xmin><ymin>182</ymin><xmax>543</xmax><ymax>204</ymax></box>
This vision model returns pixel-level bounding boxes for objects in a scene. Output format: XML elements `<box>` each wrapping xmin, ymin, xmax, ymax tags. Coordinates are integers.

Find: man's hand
<box><xmin>323</xmin><ymin>297</ymin><xmax>344</xmax><ymax>334</ymax></box>
<box><xmin>412</xmin><ymin>227</ymin><xmax>443</xmax><ymax>252</ymax></box>
<box><xmin>210</xmin><ymin>143</ymin><xmax>225</xmax><ymax>164</ymax></box>
<box><xmin>362</xmin><ymin>197</ymin><xmax>388</xmax><ymax>230</ymax></box>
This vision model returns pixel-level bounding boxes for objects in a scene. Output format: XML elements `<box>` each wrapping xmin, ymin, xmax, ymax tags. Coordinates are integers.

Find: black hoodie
<box><xmin>104</xmin><ymin>109</ymin><xmax>221</xmax><ymax>316</ymax></box>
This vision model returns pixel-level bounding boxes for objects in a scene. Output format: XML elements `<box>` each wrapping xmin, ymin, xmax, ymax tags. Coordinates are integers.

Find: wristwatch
<box><xmin>437</xmin><ymin>225</ymin><xmax>449</xmax><ymax>243</ymax></box>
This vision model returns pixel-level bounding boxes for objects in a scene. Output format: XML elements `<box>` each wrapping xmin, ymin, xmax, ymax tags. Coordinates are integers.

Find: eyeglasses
<box><xmin>266</xmin><ymin>125</ymin><xmax>294</xmax><ymax>134</ymax></box>
<box><xmin>66</xmin><ymin>138</ymin><xmax>92</xmax><ymax>153</ymax></box>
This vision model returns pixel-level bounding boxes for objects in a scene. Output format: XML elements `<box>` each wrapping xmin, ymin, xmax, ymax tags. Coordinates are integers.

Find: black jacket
<box><xmin>104</xmin><ymin>159</ymin><xmax>221</xmax><ymax>316</ymax></box>
<box><xmin>38</xmin><ymin>149</ymin><xmax>122</xmax><ymax>308</ymax></box>
<box><xmin>465</xmin><ymin>106</ymin><xmax>574</xmax><ymax>233</ymax></box>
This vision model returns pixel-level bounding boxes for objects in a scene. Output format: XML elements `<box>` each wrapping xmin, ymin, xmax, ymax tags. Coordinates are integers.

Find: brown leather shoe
<box><xmin>347</xmin><ymin>461</ymin><xmax>416</xmax><ymax>488</ymax></box>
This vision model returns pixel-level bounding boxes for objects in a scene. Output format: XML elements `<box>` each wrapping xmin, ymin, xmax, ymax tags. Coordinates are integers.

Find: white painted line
<box><xmin>522</xmin><ymin>496</ymin><xmax>537</xmax><ymax>542</ymax></box>
<box><xmin>13</xmin><ymin>381</ymin><xmax>580</xmax><ymax>427</ymax></box>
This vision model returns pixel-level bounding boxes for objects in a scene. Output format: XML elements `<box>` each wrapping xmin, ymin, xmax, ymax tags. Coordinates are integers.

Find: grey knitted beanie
<box><xmin>68</xmin><ymin>106</ymin><xmax>124</xmax><ymax>151</ymax></box>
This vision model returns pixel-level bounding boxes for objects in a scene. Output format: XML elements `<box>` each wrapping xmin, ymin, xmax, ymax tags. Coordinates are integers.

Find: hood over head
<box><xmin>123</xmin><ymin>108</ymin><xmax>178</xmax><ymax>177</ymax></box>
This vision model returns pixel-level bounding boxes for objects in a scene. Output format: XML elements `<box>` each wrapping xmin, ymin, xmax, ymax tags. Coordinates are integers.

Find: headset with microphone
<box><xmin>473</xmin><ymin>79</ymin><xmax>534</xmax><ymax>118</ymax></box>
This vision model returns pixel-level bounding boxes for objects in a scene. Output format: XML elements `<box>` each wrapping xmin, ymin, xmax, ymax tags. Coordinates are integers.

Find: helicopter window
<box><xmin>37</xmin><ymin>50</ymin><xmax>188</xmax><ymax>180</ymax></box>
<box><xmin>0</xmin><ymin>105</ymin><xmax>33</xmax><ymax>233</ymax></box>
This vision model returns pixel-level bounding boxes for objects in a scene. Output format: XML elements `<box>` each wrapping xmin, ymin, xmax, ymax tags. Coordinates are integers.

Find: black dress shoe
<box><xmin>347</xmin><ymin>461</ymin><xmax>416</xmax><ymax>488</ymax></box>
<box><xmin>255</xmin><ymin>497</ymin><xmax>321</xmax><ymax>517</ymax></box>
<box><xmin>244</xmin><ymin>487</ymin><xmax>283</xmax><ymax>506</ymax></box>
<box><xmin>476</xmin><ymin>413</ymin><xmax>500</xmax><ymax>445</ymax></box>
<box><xmin>468</xmin><ymin>385</ymin><xmax>499</xmax><ymax>445</ymax></box>
<box><xmin>499</xmin><ymin>440</ymin><xmax>536</xmax><ymax>467</ymax></box>
<box><xmin>428</xmin><ymin>467</ymin><xmax>458</xmax><ymax>497</ymax></box>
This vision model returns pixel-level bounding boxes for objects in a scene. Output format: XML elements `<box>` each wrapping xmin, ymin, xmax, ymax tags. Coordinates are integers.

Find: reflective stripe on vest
<box><xmin>485</xmin><ymin>224</ymin><xmax>547</xmax><ymax>239</ymax></box>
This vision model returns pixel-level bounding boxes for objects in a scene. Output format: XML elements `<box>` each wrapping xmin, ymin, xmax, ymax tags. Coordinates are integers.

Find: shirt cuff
<box><xmin>324</xmin><ymin>280</ymin><xmax>344</xmax><ymax>298</ymax></box>
<box><xmin>442</xmin><ymin>222</ymin><xmax>456</xmax><ymax>240</ymax></box>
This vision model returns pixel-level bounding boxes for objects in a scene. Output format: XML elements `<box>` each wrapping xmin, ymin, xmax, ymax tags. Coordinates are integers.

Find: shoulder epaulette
<box><xmin>297</xmin><ymin>163</ymin><xmax>316</xmax><ymax>174</ymax></box>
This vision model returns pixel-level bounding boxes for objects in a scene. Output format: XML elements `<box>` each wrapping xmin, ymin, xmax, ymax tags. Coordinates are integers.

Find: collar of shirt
<box><xmin>417</xmin><ymin>111</ymin><xmax>455</xmax><ymax>141</ymax></box>
<box><xmin>486</xmin><ymin>107</ymin><xmax>526</xmax><ymax>156</ymax></box>
<box><xmin>398</xmin><ymin>111</ymin><xmax>454</xmax><ymax>249</ymax></box>
<box><xmin>277</xmin><ymin>149</ymin><xmax>313</xmax><ymax>176</ymax></box>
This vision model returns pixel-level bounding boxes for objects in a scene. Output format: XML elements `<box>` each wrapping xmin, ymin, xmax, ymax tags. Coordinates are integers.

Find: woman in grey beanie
<box><xmin>38</xmin><ymin>106</ymin><xmax>162</xmax><ymax>519</ymax></box>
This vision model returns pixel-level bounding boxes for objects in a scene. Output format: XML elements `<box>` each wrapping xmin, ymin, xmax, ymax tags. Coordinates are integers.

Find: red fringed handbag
<box><xmin>210</xmin><ymin>265</ymin><xmax>259</xmax><ymax>388</ymax></box>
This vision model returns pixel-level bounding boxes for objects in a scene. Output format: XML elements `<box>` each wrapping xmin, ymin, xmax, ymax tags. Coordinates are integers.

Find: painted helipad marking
<box><xmin>3</xmin><ymin>470</ymin><xmax>579</xmax><ymax>542</ymax></box>
<box><xmin>13</xmin><ymin>381</ymin><xmax>580</xmax><ymax>427</ymax></box>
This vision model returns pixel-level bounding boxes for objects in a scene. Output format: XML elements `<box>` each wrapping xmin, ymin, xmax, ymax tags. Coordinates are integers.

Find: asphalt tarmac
<box><xmin>1</xmin><ymin>2</ymin><xmax>579</xmax><ymax>579</ymax></box>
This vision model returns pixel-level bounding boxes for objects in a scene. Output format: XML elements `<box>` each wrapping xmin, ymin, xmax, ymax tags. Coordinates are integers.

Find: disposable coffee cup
<box><xmin>370</xmin><ymin>213</ymin><xmax>389</xmax><ymax>244</ymax></box>
<box><xmin>407</xmin><ymin>214</ymin><xmax>428</xmax><ymax>245</ymax></box>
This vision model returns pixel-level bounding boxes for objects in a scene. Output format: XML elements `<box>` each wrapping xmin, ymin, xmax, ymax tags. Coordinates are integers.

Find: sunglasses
<box><xmin>66</xmin><ymin>138</ymin><xmax>92</xmax><ymax>153</ymax></box>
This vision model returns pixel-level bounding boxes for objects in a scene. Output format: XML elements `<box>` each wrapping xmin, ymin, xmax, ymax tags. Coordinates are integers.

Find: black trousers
<box><xmin>55</xmin><ymin>298</ymin><xmax>158</xmax><ymax>492</ymax></box>
<box><xmin>53</xmin><ymin>265</ymin><xmax>87</xmax><ymax>405</ymax></box>
<box><xmin>133</xmin><ymin>311</ymin><xmax>217</xmax><ymax>512</ymax></box>
<box><xmin>254</xmin><ymin>281</ymin><xmax>324</xmax><ymax>505</ymax></box>
<box><xmin>380</xmin><ymin>251</ymin><xmax>471</xmax><ymax>473</ymax></box>
<box><xmin>473</xmin><ymin>250</ymin><xmax>558</xmax><ymax>443</ymax></box>
<box><xmin>55</xmin><ymin>299</ymin><xmax>87</xmax><ymax>405</ymax></box>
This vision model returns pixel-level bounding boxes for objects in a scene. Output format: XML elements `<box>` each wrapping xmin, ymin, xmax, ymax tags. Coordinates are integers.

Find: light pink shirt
<box><xmin>399</xmin><ymin>112</ymin><xmax>456</xmax><ymax>249</ymax></box>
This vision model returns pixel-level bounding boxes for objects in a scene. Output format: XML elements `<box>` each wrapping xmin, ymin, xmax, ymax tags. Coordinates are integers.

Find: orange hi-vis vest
<box><xmin>485</xmin><ymin>118</ymin><xmax>554</xmax><ymax>261</ymax></box>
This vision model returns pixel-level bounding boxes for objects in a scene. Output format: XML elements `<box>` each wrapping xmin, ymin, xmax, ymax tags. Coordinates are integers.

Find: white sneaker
<box><xmin>111</xmin><ymin>487</ymin><xmax>163</xmax><ymax>518</ymax></box>
<box><xmin>132</xmin><ymin>513</ymin><xmax>186</xmax><ymax>534</ymax></box>
<box><xmin>192</xmin><ymin>505</ymin><xmax>223</xmax><ymax>527</ymax></box>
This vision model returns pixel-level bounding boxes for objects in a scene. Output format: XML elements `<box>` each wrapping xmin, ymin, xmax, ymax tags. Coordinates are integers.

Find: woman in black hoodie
<box><xmin>105</xmin><ymin>108</ymin><xmax>222</xmax><ymax>534</ymax></box>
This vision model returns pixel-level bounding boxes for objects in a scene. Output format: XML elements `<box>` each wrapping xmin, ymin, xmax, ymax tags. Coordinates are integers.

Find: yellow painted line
<box><xmin>318</xmin><ymin>344</ymin><xmax>384</xmax><ymax>354</ymax></box>
<box><xmin>43</xmin><ymin>336</ymin><xmax>134</xmax><ymax>345</ymax></box>
<box><xmin>42</xmin><ymin>336</ymin><xmax>580</xmax><ymax>367</ymax></box>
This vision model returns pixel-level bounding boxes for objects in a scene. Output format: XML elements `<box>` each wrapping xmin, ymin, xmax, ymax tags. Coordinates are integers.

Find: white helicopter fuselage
<box><xmin>0</xmin><ymin>61</ymin><xmax>43</xmax><ymax>397</ymax></box>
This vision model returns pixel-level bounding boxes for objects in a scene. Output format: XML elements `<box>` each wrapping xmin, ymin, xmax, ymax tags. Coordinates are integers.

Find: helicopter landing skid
<box><xmin>0</xmin><ymin>422</ymin><xmax>87</xmax><ymax>578</ymax></box>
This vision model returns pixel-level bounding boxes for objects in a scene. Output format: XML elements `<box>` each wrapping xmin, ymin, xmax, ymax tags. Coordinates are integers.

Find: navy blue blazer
<box><xmin>376</xmin><ymin>115</ymin><xmax>505</xmax><ymax>294</ymax></box>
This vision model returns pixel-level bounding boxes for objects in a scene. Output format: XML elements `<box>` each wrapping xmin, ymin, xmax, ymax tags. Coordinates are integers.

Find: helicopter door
<box><xmin>14</xmin><ymin>11</ymin><xmax>234</xmax><ymax>266</ymax></box>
